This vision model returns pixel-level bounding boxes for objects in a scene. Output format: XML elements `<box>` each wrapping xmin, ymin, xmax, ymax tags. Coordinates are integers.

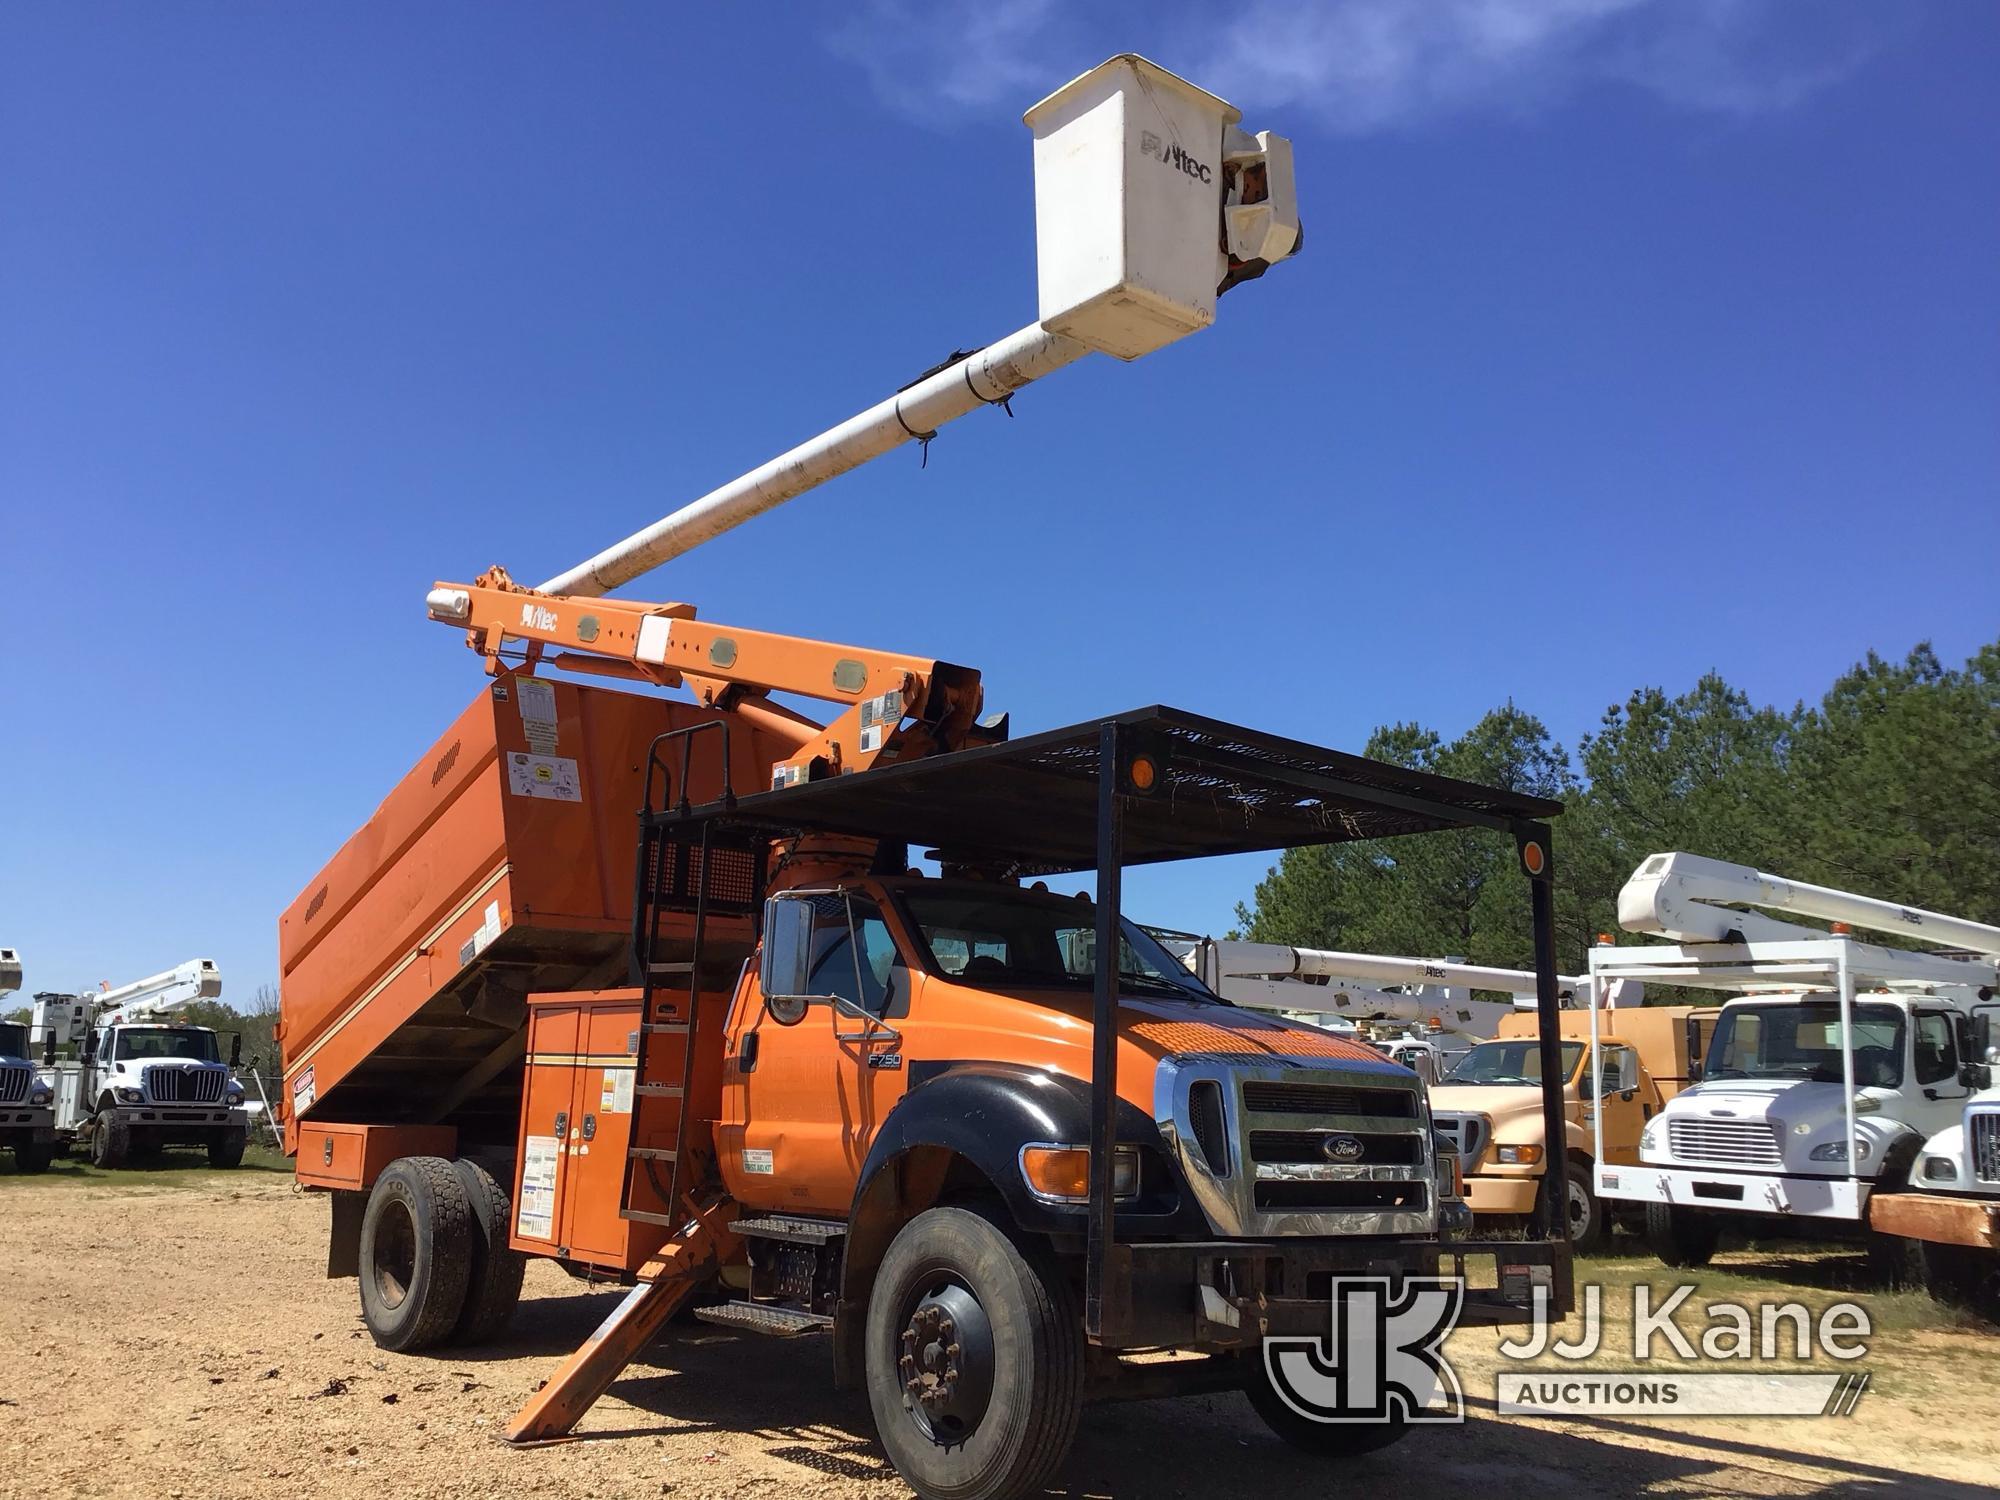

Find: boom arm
<box><xmin>1618</xmin><ymin>852</ymin><xmax>2000</xmax><ymax>957</ymax></box>
<box><xmin>95</xmin><ymin>959</ymin><xmax>223</xmax><ymax>1026</ymax></box>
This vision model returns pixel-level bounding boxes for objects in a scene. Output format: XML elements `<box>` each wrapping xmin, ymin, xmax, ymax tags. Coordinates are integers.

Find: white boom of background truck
<box><xmin>33</xmin><ymin>958</ymin><xmax>251</xmax><ymax>1169</ymax></box>
<box><xmin>1588</xmin><ymin>852</ymin><xmax>2000</xmax><ymax>1282</ymax></box>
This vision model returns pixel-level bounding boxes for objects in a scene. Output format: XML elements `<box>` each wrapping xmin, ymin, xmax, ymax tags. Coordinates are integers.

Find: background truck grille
<box><xmin>1239</xmin><ymin>1081</ymin><xmax>1416</xmax><ymax>1119</ymax></box>
<box><xmin>0</xmin><ymin>1065</ymin><xmax>27</xmax><ymax>1105</ymax></box>
<box><xmin>1248</xmin><ymin>1129</ymin><xmax>1422</xmax><ymax>1165</ymax></box>
<box><xmin>1972</xmin><ymin>1113</ymin><xmax>2000</xmax><ymax>1185</ymax></box>
<box><xmin>145</xmin><ymin>1066</ymin><xmax>225</xmax><ymax>1104</ymax></box>
<box><xmin>1668</xmin><ymin>1118</ymin><xmax>1782</xmax><ymax>1167</ymax></box>
<box><xmin>1433</xmin><ymin>1114</ymin><xmax>1487</xmax><ymax>1167</ymax></box>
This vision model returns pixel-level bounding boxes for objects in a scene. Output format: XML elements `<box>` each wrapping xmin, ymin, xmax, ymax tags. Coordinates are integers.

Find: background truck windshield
<box><xmin>114</xmin><ymin>1027</ymin><xmax>220</xmax><ymax>1063</ymax></box>
<box><xmin>897</xmin><ymin>888</ymin><xmax>1216</xmax><ymax>1001</ymax></box>
<box><xmin>0</xmin><ymin>1023</ymin><xmax>26</xmax><ymax>1059</ymax></box>
<box><xmin>1445</xmin><ymin>1039</ymin><xmax>1583</xmax><ymax>1086</ymax></box>
<box><xmin>1705</xmin><ymin>1001</ymin><xmax>1906</xmax><ymax>1087</ymax></box>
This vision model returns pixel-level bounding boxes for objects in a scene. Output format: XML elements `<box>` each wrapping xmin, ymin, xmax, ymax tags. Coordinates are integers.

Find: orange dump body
<box><xmin>277</xmin><ymin>675</ymin><xmax>782</xmax><ymax>1159</ymax></box>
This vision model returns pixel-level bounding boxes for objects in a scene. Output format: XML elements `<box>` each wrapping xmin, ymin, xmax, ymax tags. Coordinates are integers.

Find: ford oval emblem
<box><xmin>1322</xmin><ymin>1134</ymin><xmax>1365</xmax><ymax>1164</ymax></box>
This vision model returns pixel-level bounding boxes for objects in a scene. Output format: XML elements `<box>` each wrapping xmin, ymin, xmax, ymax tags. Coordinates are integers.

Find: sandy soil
<box><xmin>1</xmin><ymin>1170</ymin><xmax>1993</xmax><ymax>1500</ymax></box>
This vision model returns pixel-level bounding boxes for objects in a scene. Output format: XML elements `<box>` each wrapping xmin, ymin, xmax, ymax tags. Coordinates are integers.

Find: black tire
<box><xmin>1867</xmin><ymin>1228</ymin><xmax>1926</xmax><ymax>1290</ymax></box>
<box><xmin>51</xmin><ymin>1139</ymin><xmax>71</xmax><ymax>1161</ymax></box>
<box><xmin>1242</xmin><ymin>1350</ymin><xmax>1415</xmax><ymax>1457</ymax></box>
<box><xmin>208</xmin><ymin>1127</ymin><xmax>248</xmax><ymax>1169</ymax></box>
<box><xmin>864</xmin><ymin>1206</ymin><xmax>1082</xmax><ymax>1500</ymax></box>
<box><xmin>13</xmin><ymin>1138</ymin><xmax>54</xmax><ymax>1175</ymax></box>
<box><xmin>449</xmin><ymin>1159</ymin><xmax>525</xmax><ymax>1345</ymax></box>
<box><xmin>358</xmin><ymin>1156</ymin><xmax>475</xmax><ymax>1353</ymax></box>
<box><xmin>1644</xmin><ymin>1201</ymin><xmax>1719</xmax><ymax>1268</ymax></box>
<box><xmin>1565</xmin><ymin>1159</ymin><xmax>1606</xmax><ymax>1254</ymax></box>
<box><xmin>90</xmin><ymin>1110</ymin><xmax>129</xmax><ymax>1170</ymax></box>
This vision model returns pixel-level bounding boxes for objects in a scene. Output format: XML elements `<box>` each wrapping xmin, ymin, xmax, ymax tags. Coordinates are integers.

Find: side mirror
<box><xmin>82</xmin><ymin>1033</ymin><xmax>99</xmax><ymax>1065</ymax></box>
<box><xmin>759</xmin><ymin>895</ymin><xmax>819</xmax><ymax>1026</ymax></box>
<box><xmin>230</xmin><ymin>1033</ymin><xmax>243</xmax><ymax>1068</ymax></box>
<box><xmin>42</xmin><ymin>1033</ymin><xmax>56</xmax><ymax>1067</ymax></box>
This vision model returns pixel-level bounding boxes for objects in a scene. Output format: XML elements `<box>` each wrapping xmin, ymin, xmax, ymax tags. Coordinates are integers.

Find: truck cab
<box><xmin>65</xmin><ymin>1019</ymin><xmax>249</xmax><ymax>1169</ymax></box>
<box><xmin>0</xmin><ymin>1020</ymin><xmax>56</xmax><ymax>1174</ymax></box>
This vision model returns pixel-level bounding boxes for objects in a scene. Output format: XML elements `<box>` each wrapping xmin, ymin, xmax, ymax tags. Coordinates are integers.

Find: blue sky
<box><xmin>4</xmin><ymin>2</ymin><xmax>1996</xmax><ymax>1004</ymax></box>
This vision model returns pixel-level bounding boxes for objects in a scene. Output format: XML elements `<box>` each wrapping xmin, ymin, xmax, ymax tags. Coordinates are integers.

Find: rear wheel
<box><xmin>358</xmin><ymin>1156</ymin><xmax>474</xmax><ymax>1352</ymax></box>
<box><xmin>1920</xmin><ymin>1242</ymin><xmax>2000</xmax><ymax>1323</ymax></box>
<box><xmin>13</xmin><ymin>1139</ymin><xmax>54</xmax><ymax>1174</ymax></box>
<box><xmin>90</xmin><ymin>1109</ymin><xmax>129</xmax><ymax>1169</ymax></box>
<box><xmin>1242</xmin><ymin>1350</ymin><xmax>1415</xmax><ymax>1456</ymax></box>
<box><xmin>1565</xmin><ymin>1160</ymin><xmax>1606</xmax><ymax>1254</ymax></box>
<box><xmin>865</xmin><ymin>1206</ymin><xmax>1082</xmax><ymax>1500</ymax></box>
<box><xmin>449</xmin><ymin>1159</ymin><xmax>525</xmax><ymax>1345</ymax></box>
<box><xmin>208</xmin><ymin>1127</ymin><xmax>247</xmax><ymax>1169</ymax></box>
<box><xmin>1644</xmin><ymin>1201</ymin><xmax>1720</xmax><ymax>1268</ymax></box>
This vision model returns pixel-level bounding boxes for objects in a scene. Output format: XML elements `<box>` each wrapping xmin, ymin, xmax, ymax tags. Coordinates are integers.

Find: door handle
<box><xmin>581</xmin><ymin>1113</ymin><xmax>597</xmax><ymax>1141</ymax></box>
<box><xmin>554</xmin><ymin>1110</ymin><xmax>569</xmax><ymax>1140</ymax></box>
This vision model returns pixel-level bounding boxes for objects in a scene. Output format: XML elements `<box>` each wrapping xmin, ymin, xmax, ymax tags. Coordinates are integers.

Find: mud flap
<box><xmin>328</xmin><ymin>1189</ymin><xmax>366</xmax><ymax>1278</ymax></box>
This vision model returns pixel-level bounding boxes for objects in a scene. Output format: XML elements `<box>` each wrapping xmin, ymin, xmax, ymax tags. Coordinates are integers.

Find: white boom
<box><xmin>94</xmin><ymin>959</ymin><xmax>223</xmax><ymax>1027</ymax></box>
<box><xmin>0</xmin><ymin>947</ymin><xmax>19</xmax><ymax>997</ymax></box>
<box><xmin>509</xmin><ymin>55</ymin><xmax>1301</xmax><ymax>602</ymax></box>
<box><xmin>1618</xmin><ymin>851</ymin><xmax>2000</xmax><ymax>957</ymax></box>
<box><xmin>1184</xmin><ymin>940</ymin><xmax>1612</xmax><ymax>1042</ymax></box>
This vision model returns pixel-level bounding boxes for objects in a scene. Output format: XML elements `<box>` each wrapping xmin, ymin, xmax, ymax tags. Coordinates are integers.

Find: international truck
<box><xmin>1589</xmin><ymin>852</ymin><xmax>2000</xmax><ymax>1278</ymax></box>
<box><xmin>37</xmin><ymin>959</ymin><xmax>251</xmax><ymax>1168</ymax></box>
<box><xmin>0</xmin><ymin>948</ymin><xmax>57</xmax><ymax>1174</ymax></box>
<box><xmin>276</xmin><ymin>55</ymin><xmax>1579</xmax><ymax>1500</ymax></box>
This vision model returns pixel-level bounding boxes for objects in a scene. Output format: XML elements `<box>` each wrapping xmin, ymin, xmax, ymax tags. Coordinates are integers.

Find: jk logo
<box><xmin>1263</xmin><ymin>1276</ymin><xmax>1466</xmax><ymax>1424</ymax></box>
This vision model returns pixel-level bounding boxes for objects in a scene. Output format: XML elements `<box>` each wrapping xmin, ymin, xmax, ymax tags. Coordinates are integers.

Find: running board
<box><xmin>692</xmin><ymin>1301</ymin><xmax>832</xmax><ymax>1337</ymax></box>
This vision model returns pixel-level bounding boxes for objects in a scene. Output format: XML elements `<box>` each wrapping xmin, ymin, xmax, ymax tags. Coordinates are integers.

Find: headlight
<box><xmin>1810</xmin><ymin>1139</ymin><xmax>1871</xmax><ymax>1162</ymax></box>
<box><xmin>1922</xmin><ymin>1156</ymin><xmax>1960</xmax><ymax>1183</ymax></box>
<box><xmin>225</xmin><ymin>1085</ymin><xmax>246</xmax><ymax>1104</ymax></box>
<box><xmin>114</xmin><ymin>1087</ymin><xmax>144</xmax><ymax>1104</ymax></box>
<box><xmin>1640</xmin><ymin>1120</ymin><xmax>1660</xmax><ymax>1153</ymax></box>
<box><xmin>1019</xmin><ymin>1144</ymin><xmax>1140</xmax><ymax>1202</ymax></box>
<box><xmin>1495</xmin><ymin>1144</ymin><xmax>1544</xmax><ymax>1165</ymax></box>
<box><xmin>29</xmin><ymin>1087</ymin><xmax>51</xmax><ymax>1106</ymax></box>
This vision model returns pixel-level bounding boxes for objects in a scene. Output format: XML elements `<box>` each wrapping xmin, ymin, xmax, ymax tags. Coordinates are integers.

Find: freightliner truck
<box><xmin>277</xmin><ymin>56</ymin><xmax>1577</xmax><ymax>1500</ymax></box>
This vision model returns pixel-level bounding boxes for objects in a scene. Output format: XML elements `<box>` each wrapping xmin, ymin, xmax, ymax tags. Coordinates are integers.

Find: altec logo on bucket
<box><xmin>1138</xmin><ymin>130</ymin><xmax>1212</xmax><ymax>184</ymax></box>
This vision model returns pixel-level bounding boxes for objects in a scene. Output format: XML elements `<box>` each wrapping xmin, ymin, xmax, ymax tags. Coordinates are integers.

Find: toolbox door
<box><xmin>513</xmin><ymin>1003</ymin><xmax>585</xmax><ymax>1255</ymax></box>
<box><xmin>559</xmin><ymin>1002</ymin><xmax>646</xmax><ymax>1264</ymax></box>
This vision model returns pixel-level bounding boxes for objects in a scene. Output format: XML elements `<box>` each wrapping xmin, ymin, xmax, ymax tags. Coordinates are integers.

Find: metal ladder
<box><xmin>618</xmin><ymin>719</ymin><xmax>760</xmax><ymax>1229</ymax></box>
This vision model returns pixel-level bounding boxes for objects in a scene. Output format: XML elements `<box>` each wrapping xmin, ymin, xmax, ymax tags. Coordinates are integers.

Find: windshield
<box><xmin>1444</xmin><ymin>1039</ymin><xmax>1584</xmax><ymax>1086</ymax></box>
<box><xmin>0</xmin><ymin>1023</ymin><xmax>26</xmax><ymax>1059</ymax></box>
<box><xmin>113</xmin><ymin>1027</ymin><xmax>219</xmax><ymax>1063</ymax></box>
<box><xmin>895</xmin><ymin>886</ymin><xmax>1218</xmax><ymax>1002</ymax></box>
<box><xmin>1705</xmin><ymin>1001</ymin><xmax>1905</xmax><ymax>1087</ymax></box>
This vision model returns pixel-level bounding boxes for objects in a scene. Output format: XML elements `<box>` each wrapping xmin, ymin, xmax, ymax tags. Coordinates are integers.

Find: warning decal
<box><xmin>518</xmin><ymin>1134</ymin><xmax>559</xmax><ymax>1239</ymax></box>
<box><xmin>506</xmin><ymin>752</ymin><xmax>581</xmax><ymax>802</ymax></box>
<box><xmin>518</xmin><ymin>677</ymin><xmax>560</xmax><ymax>755</ymax></box>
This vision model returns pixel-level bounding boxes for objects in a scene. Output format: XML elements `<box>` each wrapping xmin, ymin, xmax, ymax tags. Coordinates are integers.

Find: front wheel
<box><xmin>209</xmin><ymin>1127</ymin><xmax>248</xmax><ymax>1169</ymax></box>
<box><xmin>1242</xmin><ymin>1349</ymin><xmax>1415</xmax><ymax>1456</ymax></box>
<box><xmin>1920</xmin><ymin>1242</ymin><xmax>1999</xmax><ymax>1323</ymax></box>
<box><xmin>13</xmin><ymin>1139</ymin><xmax>54</xmax><ymax>1174</ymax></box>
<box><xmin>90</xmin><ymin>1111</ymin><xmax>130</xmax><ymax>1170</ymax></box>
<box><xmin>358</xmin><ymin>1156</ymin><xmax>474</xmax><ymax>1352</ymax></box>
<box><xmin>864</xmin><ymin>1206</ymin><xmax>1082</xmax><ymax>1500</ymax></box>
<box><xmin>1565</xmin><ymin>1160</ymin><xmax>1606</xmax><ymax>1254</ymax></box>
<box><xmin>1644</xmin><ymin>1201</ymin><xmax>1720</xmax><ymax>1268</ymax></box>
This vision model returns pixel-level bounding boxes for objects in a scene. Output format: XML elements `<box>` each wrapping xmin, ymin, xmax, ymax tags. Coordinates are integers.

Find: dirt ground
<box><xmin>3</xmin><ymin>1165</ymin><xmax>1995</xmax><ymax>1500</ymax></box>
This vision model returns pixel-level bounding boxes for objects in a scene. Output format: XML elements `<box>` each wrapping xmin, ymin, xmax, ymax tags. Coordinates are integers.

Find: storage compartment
<box><xmin>294</xmin><ymin>1122</ymin><xmax>458</xmax><ymax>1192</ymax></box>
<box><xmin>277</xmin><ymin>677</ymin><xmax>782</xmax><ymax>1152</ymax></box>
<box><xmin>511</xmin><ymin>987</ymin><xmax>727</xmax><ymax>1274</ymax></box>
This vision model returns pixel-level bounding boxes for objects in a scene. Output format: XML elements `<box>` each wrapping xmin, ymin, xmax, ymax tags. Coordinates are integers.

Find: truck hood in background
<box><xmin>1669</xmin><ymin>1079</ymin><xmax>1903</xmax><ymax>1144</ymax></box>
<box><xmin>1430</xmin><ymin>1083</ymin><xmax>1555</xmax><ymax>1122</ymax></box>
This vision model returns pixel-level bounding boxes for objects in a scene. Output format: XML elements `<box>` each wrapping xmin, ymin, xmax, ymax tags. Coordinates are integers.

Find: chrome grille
<box><xmin>0</xmin><ymin>1065</ymin><xmax>28</xmax><ymax>1106</ymax></box>
<box><xmin>144</xmin><ymin>1065</ymin><xmax>225</xmax><ymax>1104</ymax></box>
<box><xmin>1249</xmin><ymin>1130</ymin><xmax>1422</xmax><ymax>1166</ymax></box>
<box><xmin>1433</xmin><ymin>1113</ymin><xmax>1487</xmax><ymax>1169</ymax></box>
<box><xmin>1668</xmin><ymin>1117</ymin><xmax>1782</xmax><ymax>1167</ymax></box>
<box><xmin>1240</xmin><ymin>1081</ymin><xmax>1416</xmax><ymax>1118</ymax></box>
<box><xmin>1972</xmin><ymin>1112</ymin><xmax>2000</xmax><ymax>1186</ymax></box>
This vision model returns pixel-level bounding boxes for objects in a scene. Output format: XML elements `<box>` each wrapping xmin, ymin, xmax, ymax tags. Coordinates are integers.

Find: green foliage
<box><xmin>1235</xmin><ymin>639</ymin><xmax>2000</xmax><ymax>970</ymax></box>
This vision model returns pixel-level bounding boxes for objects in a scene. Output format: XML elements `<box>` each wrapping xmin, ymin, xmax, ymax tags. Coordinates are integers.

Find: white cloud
<box><xmin>826</xmin><ymin>0</ymin><xmax>1877</xmax><ymax>133</ymax></box>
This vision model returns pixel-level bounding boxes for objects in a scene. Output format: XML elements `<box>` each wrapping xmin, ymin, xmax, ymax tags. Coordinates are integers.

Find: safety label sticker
<box><xmin>518</xmin><ymin>677</ymin><xmax>560</xmax><ymax>755</ymax></box>
<box><xmin>458</xmin><ymin>900</ymin><xmax>503</xmax><ymax>966</ymax></box>
<box><xmin>518</xmin><ymin>1134</ymin><xmax>559</xmax><ymax>1239</ymax></box>
<box><xmin>599</xmin><ymin>1066</ymin><xmax>635</xmax><ymax>1115</ymax></box>
<box><xmin>741</xmin><ymin>1148</ymin><xmax>775</xmax><ymax>1175</ymax></box>
<box><xmin>290</xmin><ymin>1065</ymin><xmax>316</xmax><ymax>1114</ymax></box>
<box><xmin>506</xmin><ymin>752</ymin><xmax>581</xmax><ymax>801</ymax></box>
<box><xmin>858</xmin><ymin>689</ymin><xmax>903</xmax><ymax>756</ymax></box>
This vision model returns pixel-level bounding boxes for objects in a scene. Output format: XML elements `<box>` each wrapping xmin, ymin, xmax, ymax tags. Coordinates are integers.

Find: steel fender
<box><xmin>852</xmin><ymin>1062</ymin><xmax>1199</xmax><ymax>1238</ymax></box>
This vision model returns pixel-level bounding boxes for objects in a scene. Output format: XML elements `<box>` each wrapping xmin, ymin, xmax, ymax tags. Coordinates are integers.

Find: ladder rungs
<box><xmin>628</xmin><ymin>1147</ymin><xmax>679</xmax><ymax>1161</ymax></box>
<box><xmin>646</xmin><ymin>961</ymin><xmax>696</xmax><ymax>977</ymax></box>
<box><xmin>635</xmin><ymin>1083</ymin><xmax>685</xmax><ymax>1098</ymax></box>
<box><xmin>642</xmin><ymin>1022</ymin><xmax>690</xmax><ymax>1035</ymax></box>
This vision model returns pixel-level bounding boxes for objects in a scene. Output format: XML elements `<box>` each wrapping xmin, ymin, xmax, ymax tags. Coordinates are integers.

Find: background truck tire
<box><xmin>1919</xmin><ymin>1241</ymin><xmax>1999</xmax><ymax>1322</ymax></box>
<box><xmin>449</xmin><ymin>1159</ymin><xmax>525</xmax><ymax>1345</ymax></box>
<box><xmin>358</xmin><ymin>1156</ymin><xmax>475</xmax><ymax>1352</ymax></box>
<box><xmin>1241</xmin><ymin>1351</ymin><xmax>1415</xmax><ymax>1456</ymax></box>
<box><xmin>91</xmin><ymin>1110</ymin><xmax>129</xmax><ymax>1169</ymax></box>
<box><xmin>1565</xmin><ymin>1159</ymin><xmax>1606</xmax><ymax>1254</ymax></box>
<box><xmin>864</xmin><ymin>1205</ymin><xmax>1082</xmax><ymax>1500</ymax></box>
<box><xmin>13</xmin><ymin>1139</ymin><xmax>54</xmax><ymax>1174</ymax></box>
<box><xmin>208</xmin><ymin>1126</ymin><xmax>248</xmax><ymax>1169</ymax></box>
<box><xmin>1644</xmin><ymin>1201</ymin><xmax>1720</xmax><ymax>1268</ymax></box>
